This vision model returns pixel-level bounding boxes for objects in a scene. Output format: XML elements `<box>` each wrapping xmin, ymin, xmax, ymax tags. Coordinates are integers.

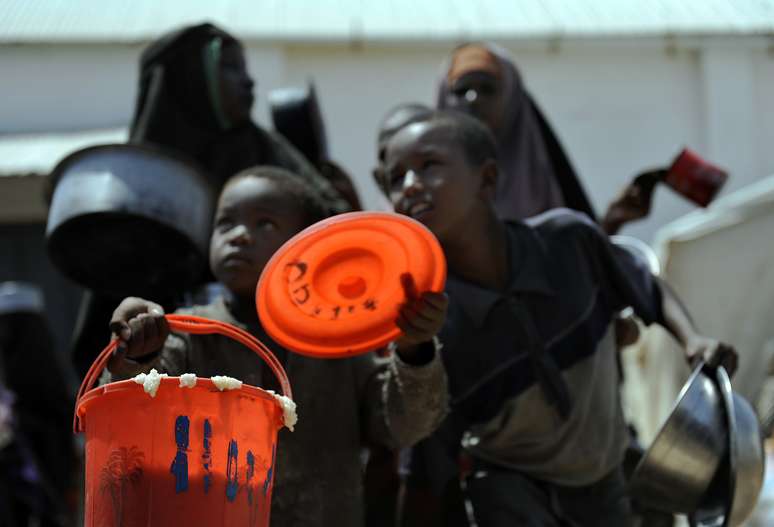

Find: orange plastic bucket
<box><xmin>73</xmin><ymin>315</ymin><xmax>293</xmax><ymax>527</ymax></box>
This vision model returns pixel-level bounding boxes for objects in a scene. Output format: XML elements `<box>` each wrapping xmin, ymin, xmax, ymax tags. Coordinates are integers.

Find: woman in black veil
<box><xmin>129</xmin><ymin>22</ymin><xmax>349</xmax><ymax>209</ymax></box>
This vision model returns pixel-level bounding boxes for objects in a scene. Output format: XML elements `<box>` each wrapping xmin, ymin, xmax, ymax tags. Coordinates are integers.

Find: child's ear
<box><xmin>479</xmin><ymin>159</ymin><xmax>498</xmax><ymax>197</ymax></box>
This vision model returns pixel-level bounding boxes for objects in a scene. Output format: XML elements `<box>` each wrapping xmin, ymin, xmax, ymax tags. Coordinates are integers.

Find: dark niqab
<box><xmin>130</xmin><ymin>23</ymin><xmax>229</xmax><ymax>141</ymax></box>
<box><xmin>129</xmin><ymin>23</ymin><xmax>324</xmax><ymax>192</ymax></box>
<box><xmin>437</xmin><ymin>44</ymin><xmax>596</xmax><ymax>222</ymax></box>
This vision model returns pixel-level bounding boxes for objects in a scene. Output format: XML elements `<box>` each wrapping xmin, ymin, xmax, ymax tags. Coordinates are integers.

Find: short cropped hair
<box><xmin>223</xmin><ymin>165</ymin><xmax>331</xmax><ymax>228</ymax></box>
<box><xmin>424</xmin><ymin>110</ymin><xmax>499</xmax><ymax>167</ymax></box>
<box><xmin>378</xmin><ymin>103</ymin><xmax>433</xmax><ymax>143</ymax></box>
<box><xmin>377</xmin><ymin>110</ymin><xmax>499</xmax><ymax>195</ymax></box>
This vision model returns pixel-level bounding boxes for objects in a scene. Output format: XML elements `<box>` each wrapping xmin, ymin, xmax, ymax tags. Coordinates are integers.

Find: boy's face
<box><xmin>373</xmin><ymin>107</ymin><xmax>428</xmax><ymax>191</ymax></box>
<box><xmin>210</xmin><ymin>177</ymin><xmax>308</xmax><ymax>299</ymax></box>
<box><xmin>384</xmin><ymin>120</ymin><xmax>491</xmax><ymax>242</ymax></box>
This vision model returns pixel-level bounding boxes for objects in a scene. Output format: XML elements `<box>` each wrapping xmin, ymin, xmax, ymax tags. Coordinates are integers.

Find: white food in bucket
<box><xmin>130</xmin><ymin>371</ymin><xmax>298</xmax><ymax>431</ymax></box>
<box><xmin>211</xmin><ymin>375</ymin><xmax>243</xmax><ymax>391</ymax></box>
<box><xmin>132</xmin><ymin>368</ymin><xmax>168</xmax><ymax>398</ymax></box>
<box><xmin>266</xmin><ymin>390</ymin><xmax>298</xmax><ymax>432</ymax></box>
<box><xmin>179</xmin><ymin>373</ymin><xmax>197</xmax><ymax>388</ymax></box>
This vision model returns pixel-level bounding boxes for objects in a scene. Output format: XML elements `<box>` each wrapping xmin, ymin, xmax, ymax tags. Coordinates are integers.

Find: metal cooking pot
<box><xmin>629</xmin><ymin>364</ymin><xmax>728</xmax><ymax>513</ymax></box>
<box><xmin>46</xmin><ymin>143</ymin><xmax>215</xmax><ymax>298</ymax></box>
<box><xmin>269</xmin><ymin>82</ymin><xmax>327</xmax><ymax>165</ymax></box>
<box><xmin>690</xmin><ymin>367</ymin><xmax>765</xmax><ymax>526</ymax></box>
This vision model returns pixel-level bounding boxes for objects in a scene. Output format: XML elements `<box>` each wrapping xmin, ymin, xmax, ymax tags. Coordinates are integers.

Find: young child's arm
<box><xmin>106</xmin><ymin>297</ymin><xmax>172</xmax><ymax>379</ymax></box>
<box><xmin>394</xmin><ymin>294</ymin><xmax>448</xmax><ymax>365</ymax></box>
<box><xmin>656</xmin><ymin>277</ymin><xmax>738</xmax><ymax>374</ymax></box>
<box><xmin>391</xmin><ymin>272</ymin><xmax>448</xmax><ymax>364</ymax></box>
<box><xmin>584</xmin><ymin>217</ymin><xmax>739</xmax><ymax>375</ymax></box>
<box><xmin>355</xmin><ymin>286</ymin><xmax>450</xmax><ymax>449</ymax></box>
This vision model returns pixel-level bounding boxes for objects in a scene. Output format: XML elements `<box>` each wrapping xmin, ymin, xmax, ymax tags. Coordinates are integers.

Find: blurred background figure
<box><xmin>437</xmin><ymin>42</ymin><xmax>666</xmax><ymax>235</ymax></box>
<box><xmin>129</xmin><ymin>22</ymin><xmax>347</xmax><ymax>209</ymax></box>
<box><xmin>0</xmin><ymin>282</ymin><xmax>78</xmax><ymax>527</ymax></box>
<box><xmin>438</xmin><ymin>43</ymin><xmax>597</xmax><ymax>221</ymax></box>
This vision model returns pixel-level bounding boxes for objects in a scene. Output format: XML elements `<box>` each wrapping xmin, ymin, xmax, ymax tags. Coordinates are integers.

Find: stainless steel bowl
<box><xmin>727</xmin><ymin>392</ymin><xmax>765</xmax><ymax>525</ymax></box>
<box><xmin>691</xmin><ymin>367</ymin><xmax>765</xmax><ymax>526</ymax></box>
<box><xmin>629</xmin><ymin>364</ymin><xmax>728</xmax><ymax>513</ymax></box>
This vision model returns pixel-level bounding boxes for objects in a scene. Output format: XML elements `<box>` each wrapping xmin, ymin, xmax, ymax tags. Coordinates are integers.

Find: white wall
<box><xmin>1</xmin><ymin>38</ymin><xmax>773</xmax><ymax>242</ymax></box>
<box><xmin>754</xmin><ymin>48</ymin><xmax>774</xmax><ymax>181</ymax></box>
<box><xmin>1</xmin><ymin>44</ymin><xmax>140</xmax><ymax>132</ymax></box>
<box><xmin>0</xmin><ymin>43</ymin><xmax>285</xmax><ymax>131</ymax></box>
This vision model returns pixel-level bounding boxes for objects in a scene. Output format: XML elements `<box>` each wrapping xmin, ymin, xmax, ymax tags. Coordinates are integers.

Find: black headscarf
<box><xmin>438</xmin><ymin>43</ymin><xmax>596</xmax><ymax>222</ymax></box>
<box><xmin>129</xmin><ymin>22</ymin><xmax>348</xmax><ymax>209</ymax></box>
<box><xmin>130</xmin><ymin>23</ymin><xmax>241</xmax><ymax>177</ymax></box>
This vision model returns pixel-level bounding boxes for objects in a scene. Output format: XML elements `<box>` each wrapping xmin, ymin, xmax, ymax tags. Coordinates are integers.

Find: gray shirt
<box><xmin>107</xmin><ymin>297</ymin><xmax>448</xmax><ymax>526</ymax></box>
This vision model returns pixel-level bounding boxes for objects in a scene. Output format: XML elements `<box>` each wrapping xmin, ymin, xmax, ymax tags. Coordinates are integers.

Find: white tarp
<box><xmin>623</xmin><ymin>174</ymin><xmax>774</xmax><ymax>443</ymax></box>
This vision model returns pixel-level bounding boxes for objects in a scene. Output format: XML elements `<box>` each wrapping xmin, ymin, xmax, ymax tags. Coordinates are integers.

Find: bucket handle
<box><xmin>74</xmin><ymin>314</ymin><xmax>293</xmax><ymax>433</ymax></box>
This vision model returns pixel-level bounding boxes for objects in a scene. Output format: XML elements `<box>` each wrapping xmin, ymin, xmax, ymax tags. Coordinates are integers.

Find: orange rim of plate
<box><xmin>256</xmin><ymin>211</ymin><xmax>446</xmax><ymax>358</ymax></box>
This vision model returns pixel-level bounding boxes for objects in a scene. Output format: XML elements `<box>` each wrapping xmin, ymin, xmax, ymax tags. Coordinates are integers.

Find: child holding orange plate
<box><xmin>381</xmin><ymin>110</ymin><xmax>737</xmax><ymax>527</ymax></box>
<box><xmin>105</xmin><ymin>165</ymin><xmax>449</xmax><ymax>527</ymax></box>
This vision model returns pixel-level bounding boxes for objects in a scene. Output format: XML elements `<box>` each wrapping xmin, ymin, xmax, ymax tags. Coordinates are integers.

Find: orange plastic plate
<box><xmin>256</xmin><ymin>212</ymin><xmax>446</xmax><ymax>358</ymax></box>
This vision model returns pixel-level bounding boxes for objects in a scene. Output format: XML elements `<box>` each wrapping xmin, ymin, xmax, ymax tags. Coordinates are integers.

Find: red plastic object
<box><xmin>256</xmin><ymin>211</ymin><xmax>446</xmax><ymax>358</ymax></box>
<box><xmin>666</xmin><ymin>149</ymin><xmax>728</xmax><ymax>207</ymax></box>
<box><xmin>74</xmin><ymin>315</ymin><xmax>292</xmax><ymax>527</ymax></box>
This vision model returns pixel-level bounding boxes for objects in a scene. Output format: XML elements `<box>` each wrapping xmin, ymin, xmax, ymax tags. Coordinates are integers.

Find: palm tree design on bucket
<box><xmin>100</xmin><ymin>446</ymin><xmax>144</xmax><ymax>527</ymax></box>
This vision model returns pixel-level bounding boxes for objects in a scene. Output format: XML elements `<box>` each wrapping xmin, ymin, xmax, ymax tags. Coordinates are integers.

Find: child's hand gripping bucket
<box><xmin>73</xmin><ymin>315</ymin><xmax>293</xmax><ymax>527</ymax></box>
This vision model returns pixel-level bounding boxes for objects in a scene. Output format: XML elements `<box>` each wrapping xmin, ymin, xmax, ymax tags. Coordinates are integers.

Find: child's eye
<box><xmin>215</xmin><ymin>218</ymin><xmax>234</xmax><ymax>232</ymax></box>
<box><xmin>389</xmin><ymin>171</ymin><xmax>405</xmax><ymax>188</ymax></box>
<box><xmin>451</xmin><ymin>85</ymin><xmax>468</xmax><ymax>98</ymax></box>
<box><xmin>256</xmin><ymin>219</ymin><xmax>277</xmax><ymax>231</ymax></box>
<box><xmin>422</xmin><ymin>159</ymin><xmax>441</xmax><ymax>170</ymax></box>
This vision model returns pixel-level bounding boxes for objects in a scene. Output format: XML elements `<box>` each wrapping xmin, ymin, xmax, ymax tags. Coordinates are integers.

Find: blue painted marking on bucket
<box><xmin>263</xmin><ymin>444</ymin><xmax>276</xmax><ymax>496</ymax></box>
<box><xmin>202</xmin><ymin>419</ymin><xmax>213</xmax><ymax>493</ymax></box>
<box><xmin>170</xmin><ymin>416</ymin><xmax>190</xmax><ymax>493</ymax></box>
<box><xmin>226</xmin><ymin>439</ymin><xmax>239</xmax><ymax>502</ymax></box>
<box><xmin>246</xmin><ymin>451</ymin><xmax>255</xmax><ymax>505</ymax></box>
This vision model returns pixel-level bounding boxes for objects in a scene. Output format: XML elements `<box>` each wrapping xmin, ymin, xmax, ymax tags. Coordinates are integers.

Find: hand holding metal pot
<box><xmin>686</xmin><ymin>335</ymin><xmax>739</xmax><ymax>377</ymax></box>
<box><xmin>630</xmin><ymin>362</ymin><xmax>765</xmax><ymax>526</ymax></box>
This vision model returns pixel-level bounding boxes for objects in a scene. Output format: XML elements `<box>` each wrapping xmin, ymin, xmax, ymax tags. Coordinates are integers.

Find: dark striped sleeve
<box><xmin>585</xmin><ymin>223</ymin><xmax>665</xmax><ymax>326</ymax></box>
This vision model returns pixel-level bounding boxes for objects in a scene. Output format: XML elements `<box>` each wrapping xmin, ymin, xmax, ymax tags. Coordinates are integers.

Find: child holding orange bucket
<box><xmin>105</xmin><ymin>166</ymin><xmax>449</xmax><ymax>526</ymax></box>
<box><xmin>381</xmin><ymin>110</ymin><xmax>738</xmax><ymax>527</ymax></box>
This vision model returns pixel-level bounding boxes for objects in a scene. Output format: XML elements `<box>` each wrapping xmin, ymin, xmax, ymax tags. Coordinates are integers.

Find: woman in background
<box><xmin>0</xmin><ymin>282</ymin><xmax>77</xmax><ymax>527</ymax></box>
<box><xmin>130</xmin><ymin>22</ymin><xmax>349</xmax><ymax>211</ymax></box>
<box><xmin>437</xmin><ymin>42</ymin><xmax>658</xmax><ymax>234</ymax></box>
